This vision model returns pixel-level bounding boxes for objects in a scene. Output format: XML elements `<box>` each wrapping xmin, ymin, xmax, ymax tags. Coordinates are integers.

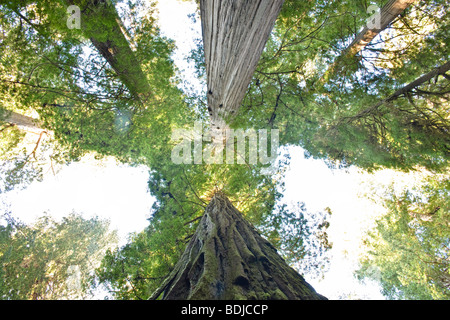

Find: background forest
<box><xmin>0</xmin><ymin>0</ymin><xmax>448</xmax><ymax>300</ymax></box>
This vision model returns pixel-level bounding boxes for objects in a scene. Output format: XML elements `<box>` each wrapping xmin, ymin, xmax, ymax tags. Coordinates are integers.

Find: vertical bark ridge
<box><xmin>150</xmin><ymin>192</ymin><xmax>327</xmax><ymax>300</ymax></box>
<box><xmin>200</xmin><ymin>0</ymin><xmax>285</xmax><ymax>130</ymax></box>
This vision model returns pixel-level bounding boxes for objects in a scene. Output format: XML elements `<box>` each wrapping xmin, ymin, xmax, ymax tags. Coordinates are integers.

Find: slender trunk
<box><xmin>66</xmin><ymin>0</ymin><xmax>152</xmax><ymax>101</ymax></box>
<box><xmin>344</xmin><ymin>0</ymin><xmax>417</xmax><ymax>57</ymax></box>
<box><xmin>200</xmin><ymin>0</ymin><xmax>285</xmax><ymax>130</ymax></box>
<box><xmin>321</xmin><ymin>0</ymin><xmax>417</xmax><ymax>84</ymax></box>
<box><xmin>150</xmin><ymin>192</ymin><xmax>327</xmax><ymax>300</ymax></box>
<box><xmin>385</xmin><ymin>60</ymin><xmax>450</xmax><ymax>101</ymax></box>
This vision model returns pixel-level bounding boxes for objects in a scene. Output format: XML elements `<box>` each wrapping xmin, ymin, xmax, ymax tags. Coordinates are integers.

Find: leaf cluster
<box><xmin>0</xmin><ymin>211</ymin><xmax>118</xmax><ymax>300</ymax></box>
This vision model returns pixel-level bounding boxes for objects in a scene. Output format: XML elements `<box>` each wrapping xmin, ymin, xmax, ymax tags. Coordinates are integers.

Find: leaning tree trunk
<box><xmin>150</xmin><ymin>193</ymin><xmax>327</xmax><ymax>300</ymax></box>
<box><xmin>12</xmin><ymin>0</ymin><xmax>151</xmax><ymax>101</ymax></box>
<box><xmin>200</xmin><ymin>0</ymin><xmax>285</xmax><ymax>130</ymax></box>
<box><xmin>66</xmin><ymin>0</ymin><xmax>152</xmax><ymax>101</ymax></box>
<box><xmin>343</xmin><ymin>0</ymin><xmax>417</xmax><ymax>58</ymax></box>
<box><xmin>0</xmin><ymin>108</ymin><xmax>44</xmax><ymax>134</ymax></box>
<box><xmin>321</xmin><ymin>0</ymin><xmax>417</xmax><ymax>84</ymax></box>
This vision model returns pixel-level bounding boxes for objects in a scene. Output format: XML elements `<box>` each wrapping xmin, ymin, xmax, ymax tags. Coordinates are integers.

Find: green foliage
<box><xmin>259</xmin><ymin>202</ymin><xmax>333</xmax><ymax>279</ymax></box>
<box><xmin>1</xmin><ymin>0</ymin><xmax>448</xmax><ymax>300</ymax></box>
<box><xmin>94</xmin><ymin>211</ymin><xmax>188</xmax><ymax>300</ymax></box>
<box><xmin>356</xmin><ymin>176</ymin><xmax>450</xmax><ymax>299</ymax></box>
<box><xmin>234</xmin><ymin>0</ymin><xmax>450</xmax><ymax>172</ymax></box>
<box><xmin>0</xmin><ymin>0</ymin><xmax>190</xmax><ymax>189</ymax></box>
<box><xmin>0</xmin><ymin>123</ymin><xmax>40</xmax><ymax>193</ymax></box>
<box><xmin>0</xmin><ymin>212</ymin><xmax>118</xmax><ymax>300</ymax></box>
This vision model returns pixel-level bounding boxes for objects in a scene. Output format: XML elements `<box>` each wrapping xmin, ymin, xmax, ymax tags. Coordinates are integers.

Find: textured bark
<box><xmin>322</xmin><ymin>0</ymin><xmax>417</xmax><ymax>83</ymax></box>
<box><xmin>150</xmin><ymin>193</ymin><xmax>327</xmax><ymax>300</ymax></box>
<box><xmin>345</xmin><ymin>0</ymin><xmax>417</xmax><ymax>57</ymax></box>
<box><xmin>66</xmin><ymin>0</ymin><xmax>152</xmax><ymax>101</ymax></box>
<box><xmin>200</xmin><ymin>0</ymin><xmax>285</xmax><ymax>130</ymax></box>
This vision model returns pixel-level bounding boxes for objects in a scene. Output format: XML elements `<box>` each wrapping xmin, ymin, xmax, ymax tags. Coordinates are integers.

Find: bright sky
<box><xmin>0</xmin><ymin>0</ymin><xmax>423</xmax><ymax>300</ymax></box>
<box><xmin>2</xmin><ymin>156</ymin><xmax>153</xmax><ymax>246</ymax></box>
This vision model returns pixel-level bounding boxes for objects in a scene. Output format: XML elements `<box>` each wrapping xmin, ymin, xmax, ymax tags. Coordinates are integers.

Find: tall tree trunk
<box><xmin>200</xmin><ymin>0</ymin><xmax>285</xmax><ymax>130</ymax></box>
<box><xmin>66</xmin><ymin>0</ymin><xmax>152</xmax><ymax>101</ymax></box>
<box><xmin>321</xmin><ymin>0</ymin><xmax>417</xmax><ymax>84</ymax></box>
<box><xmin>0</xmin><ymin>108</ymin><xmax>43</xmax><ymax>134</ymax></box>
<box><xmin>150</xmin><ymin>192</ymin><xmax>327</xmax><ymax>300</ymax></box>
<box><xmin>344</xmin><ymin>0</ymin><xmax>417</xmax><ymax>58</ymax></box>
<box><xmin>11</xmin><ymin>0</ymin><xmax>151</xmax><ymax>101</ymax></box>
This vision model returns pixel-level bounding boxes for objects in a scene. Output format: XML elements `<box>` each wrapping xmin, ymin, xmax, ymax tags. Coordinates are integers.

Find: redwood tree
<box><xmin>150</xmin><ymin>192</ymin><xmax>326</xmax><ymax>300</ymax></box>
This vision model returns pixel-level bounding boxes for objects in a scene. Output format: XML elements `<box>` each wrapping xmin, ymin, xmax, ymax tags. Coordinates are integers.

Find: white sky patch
<box><xmin>282</xmin><ymin>147</ymin><xmax>426</xmax><ymax>299</ymax></box>
<box><xmin>280</xmin><ymin>146</ymin><xmax>387</xmax><ymax>299</ymax></box>
<box><xmin>2</xmin><ymin>157</ymin><xmax>153</xmax><ymax>247</ymax></box>
<box><xmin>154</xmin><ymin>0</ymin><xmax>204</xmax><ymax>93</ymax></box>
<box><xmin>154</xmin><ymin>0</ymin><xmax>200</xmax><ymax>52</ymax></box>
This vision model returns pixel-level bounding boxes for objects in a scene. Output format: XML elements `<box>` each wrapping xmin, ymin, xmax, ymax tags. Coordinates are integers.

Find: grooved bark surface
<box><xmin>200</xmin><ymin>0</ymin><xmax>285</xmax><ymax>130</ymax></box>
<box><xmin>150</xmin><ymin>193</ymin><xmax>327</xmax><ymax>300</ymax></box>
<box><xmin>67</xmin><ymin>0</ymin><xmax>152</xmax><ymax>100</ymax></box>
<box><xmin>322</xmin><ymin>0</ymin><xmax>417</xmax><ymax>83</ymax></box>
<box><xmin>345</xmin><ymin>0</ymin><xmax>417</xmax><ymax>57</ymax></box>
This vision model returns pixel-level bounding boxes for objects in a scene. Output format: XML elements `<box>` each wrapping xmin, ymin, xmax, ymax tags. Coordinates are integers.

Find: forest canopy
<box><xmin>0</xmin><ymin>0</ymin><xmax>448</xmax><ymax>300</ymax></box>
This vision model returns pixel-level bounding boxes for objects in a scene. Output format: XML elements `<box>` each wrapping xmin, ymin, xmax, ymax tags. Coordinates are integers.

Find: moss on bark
<box><xmin>150</xmin><ymin>192</ymin><xmax>327</xmax><ymax>300</ymax></box>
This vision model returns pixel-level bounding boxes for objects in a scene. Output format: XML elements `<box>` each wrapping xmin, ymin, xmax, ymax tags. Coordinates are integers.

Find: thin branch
<box><xmin>182</xmin><ymin>168</ymin><xmax>207</xmax><ymax>205</ymax></box>
<box><xmin>183</xmin><ymin>216</ymin><xmax>203</xmax><ymax>226</ymax></box>
<box><xmin>0</xmin><ymin>123</ymin><xmax>16</xmax><ymax>133</ymax></box>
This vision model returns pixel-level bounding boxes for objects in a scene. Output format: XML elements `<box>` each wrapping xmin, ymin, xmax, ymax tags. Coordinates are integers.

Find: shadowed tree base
<box><xmin>150</xmin><ymin>193</ymin><xmax>327</xmax><ymax>300</ymax></box>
